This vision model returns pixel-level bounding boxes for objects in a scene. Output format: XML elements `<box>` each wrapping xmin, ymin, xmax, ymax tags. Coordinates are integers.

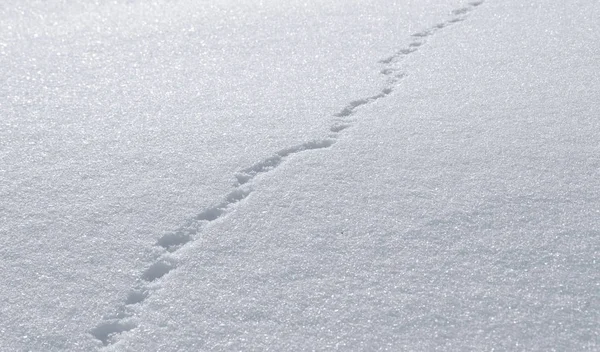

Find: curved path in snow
<box><xmin>91</xmin><ymin>0</ymin><xmax>486</xmax><ymax>346</ymax></box>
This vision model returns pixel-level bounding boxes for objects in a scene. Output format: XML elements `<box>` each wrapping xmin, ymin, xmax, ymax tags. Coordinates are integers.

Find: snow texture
<box><xmin>1</xmin><ymin>0</ymin><xmax>599</xmax><ymax>351</ymax></box>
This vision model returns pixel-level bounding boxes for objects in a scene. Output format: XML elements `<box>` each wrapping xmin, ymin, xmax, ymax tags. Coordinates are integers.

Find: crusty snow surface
<box><xmin>1</xmin><ymin>0</ymin><xmax>599</xmax><ymax>351</ymax></box>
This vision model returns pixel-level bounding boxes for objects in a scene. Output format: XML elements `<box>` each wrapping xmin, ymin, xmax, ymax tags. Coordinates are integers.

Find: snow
<box><xmin>1</xmin><ymin>0</ymin><xmax>599</xmax><ymax>351</ymax></box>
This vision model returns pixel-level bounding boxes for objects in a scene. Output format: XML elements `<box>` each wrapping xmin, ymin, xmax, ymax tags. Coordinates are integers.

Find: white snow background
<box><xmin>1</xmin><ymin>0</ymin><xmax>599</xmax><ymax>350</ymax></box>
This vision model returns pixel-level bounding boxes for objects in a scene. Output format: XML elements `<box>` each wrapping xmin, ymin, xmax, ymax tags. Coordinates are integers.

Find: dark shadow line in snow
<box><xmin>91</xmin><ymin>1</ymin><xmax>484</xmax><ymax>347</ymax></box>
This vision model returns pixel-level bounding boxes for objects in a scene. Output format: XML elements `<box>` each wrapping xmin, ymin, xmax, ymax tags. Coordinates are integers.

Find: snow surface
<box><xmin>1</xmin><ymin>0</ymin><xmax>599</xmax><ymax>351</ymax></box>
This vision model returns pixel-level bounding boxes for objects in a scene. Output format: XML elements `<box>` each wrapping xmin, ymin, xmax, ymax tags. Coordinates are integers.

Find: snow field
<box><xmin>2</xmin><ymin>0</ymin><xmax>599</xmax><ymax>350</ymax></box>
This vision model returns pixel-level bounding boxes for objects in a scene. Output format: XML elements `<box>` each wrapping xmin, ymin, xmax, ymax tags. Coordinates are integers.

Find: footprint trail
<box><xmin>90</xmin><ymin>139</ymin><xmax>335</xmax><ymax>346</ymax></box>
<box><xmin>91</xmin><ymin>1</ymin><xmax>484</xmax><ymax>347</ymax></box>
<box><xmin>328</xmin><ymin>0</ymin><xmax>483</xmax><ymax>137</ymax></box>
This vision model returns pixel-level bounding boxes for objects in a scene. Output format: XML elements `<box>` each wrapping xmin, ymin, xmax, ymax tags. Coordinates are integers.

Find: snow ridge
<box><xmin>90</xmin><ymin>1</ymin><xmax>484</xmax><ymax>347</ymax></box>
